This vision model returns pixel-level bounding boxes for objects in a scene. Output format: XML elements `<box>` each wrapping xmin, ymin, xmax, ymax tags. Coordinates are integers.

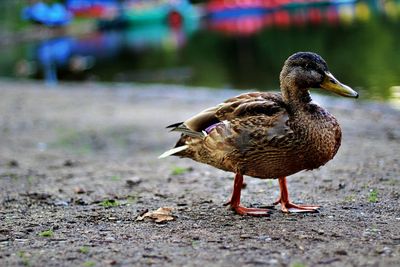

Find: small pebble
<box><xmin>8</xmin><ymin>160</ymin><xmax>19</xmax><ymax>167</ymax></box>
<box><xmin>126</xmin><ymin>177</ymin><xmax>142</xmax><ymax>187</ymax></box>
<box><xmin>74</xmin><ymin>187</ymin><xmax>86</xmax><ymax>194</ymax></box>
<box><xmin>63</xmin><ymin>159</ymin><xmax>76</xmax><ymax>167</ymax></box>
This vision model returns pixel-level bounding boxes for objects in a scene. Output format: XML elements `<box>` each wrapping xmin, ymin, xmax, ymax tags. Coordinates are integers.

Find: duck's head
<box><xmin>280</xmin><ymin>52</ymin><xmax>358</xmax><ymax>102</ymax></box>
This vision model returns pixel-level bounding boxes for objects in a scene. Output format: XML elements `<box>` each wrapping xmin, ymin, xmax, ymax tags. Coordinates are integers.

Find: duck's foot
<box><xmin>274</xmin><ymin>176</ymin><xmax>320</xmax><ymax>213</ymax></box>
<box><xmin>224</xmin><ymin>201</ymin><xmax>271</xmax><ymax>216</ymax></box>
<box><xmin>225</xmin><ymin>172</ymin><xmax>271</xmax><ymax>216</ymax></box>
<box><xmin>274</xmin><ymin>198</ymin><xmax>319</xmax><ymax>213</ymax></box>
<box><xmin>233</xmin><ymin>205</ymin><xmax>271</xmax><ymax>217</ymax></box>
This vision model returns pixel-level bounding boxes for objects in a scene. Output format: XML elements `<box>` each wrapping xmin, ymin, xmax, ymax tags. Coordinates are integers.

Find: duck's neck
<box><xmin>281</xmin><ymin>84</ymin><xmax>312</xmax><ymax>112</ymax></box>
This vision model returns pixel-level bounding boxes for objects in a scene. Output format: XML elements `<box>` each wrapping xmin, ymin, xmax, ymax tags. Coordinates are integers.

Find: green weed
<box><xmin>83</xmin><ymin>261</ymin><xmax>95</xmax><ymax>267</ymax></box>
<box><xmin>79</xmin><ymin>246</ymin><xmax>89</xmax><ymax>254</ymax></box>
<box><xmin>27</xmin><ymin>176</ymin><xmax>35</xmax><ymax>185</ymax></box>
<box><xmin>17</xmin><ymin>251</ymin><xmax>30</xmax><ymax>266</ymax></box>
<box><xmin>344</xmin><ymin>195</ymin><xmax>355</xmax><ymax>202</ymax></box>
<box><xmin>126</xmin><ymin>195</ymin><xmax>137</xmax><ymax>204</ymax></box>
<box><xmin>110</xmin><ymin>175</ymin><xmax>121</xmax><ymax>181</ymax></box>
<box><xmin>38</xmin><ymin>229</ymin><xmax>53</xmax><ymax>237</ymax></box>
<box><xmin>171</xmin><ymin>166</ymin><xmax>191</xmax><ymax>175</ymax></box>
<box><xmin>368</xmin><ymin>189</ymin><xmax>378</xmax><ymax>203</ymax></box>
<box><xmin>99</xmin><ymin>199</ymin><xmax>120</xmax><ymax>208</ymax></box>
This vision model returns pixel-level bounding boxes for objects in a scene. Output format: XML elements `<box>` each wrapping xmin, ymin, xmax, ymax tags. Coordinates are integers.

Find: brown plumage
<box><xmin>161</xmin><ymin>52</ymin><xmax>358</xmax><ymax>216</ymax></box>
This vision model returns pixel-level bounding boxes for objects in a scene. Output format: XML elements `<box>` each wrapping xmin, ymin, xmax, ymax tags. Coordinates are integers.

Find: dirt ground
<box><xmin>0</xmin><ymin>80</ymin><xmax>399</xmax><ymax>267</ymax></box>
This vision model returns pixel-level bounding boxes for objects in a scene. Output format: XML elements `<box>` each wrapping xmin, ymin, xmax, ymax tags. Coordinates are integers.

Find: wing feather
<box><xmin>182</xmin><ymin>92</ymin><xmax>285</xmax><ymax>132</ymax></box>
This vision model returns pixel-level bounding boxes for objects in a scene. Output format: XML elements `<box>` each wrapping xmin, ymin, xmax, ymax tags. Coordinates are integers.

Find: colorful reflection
<box><xmin>13</xmin><ymin>18</ymin><xmax>198</xmax><ymax>84</ymax></box>
<box><xmin>22</xmin><ymin>2</ymin><xmax>73</xmax><ymax>26</ymax></box>
<box><xmin>66</xmin><ymin>0</ymin><xmax>121</xmax><ymax>19</ymax></box>
<box><xmin>206</xmin><ymin>0</ymin><xmax>400</xmax><ymax>35</ymax></box>
<box><xmin>122</xmin><ymin>0</ymin><xmax>200</xmax><ymax>25</ymax></box>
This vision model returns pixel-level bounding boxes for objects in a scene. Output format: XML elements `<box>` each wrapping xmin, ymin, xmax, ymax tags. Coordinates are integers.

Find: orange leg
<box><xmin>224</xmin><ymin>173</ymin><xmax>270</xmax><ymax>216</ymax></box>
<box><xmin>274</xmin><ymin>177</ymin><xmax>320</xmax><ymax>213</ymax></box>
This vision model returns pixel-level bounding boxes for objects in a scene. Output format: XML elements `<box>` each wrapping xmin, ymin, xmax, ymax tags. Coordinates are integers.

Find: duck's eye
<box><xmin>305</xmin><ymin>63</ymin><xmax>313</xmax><ymax>70</ymax></box>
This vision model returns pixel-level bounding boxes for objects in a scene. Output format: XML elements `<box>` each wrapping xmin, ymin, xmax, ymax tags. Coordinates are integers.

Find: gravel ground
<box><xmin>0</xmin><ymin>80</ymin><xmax>399</xmax><ymax>267</ymax></box>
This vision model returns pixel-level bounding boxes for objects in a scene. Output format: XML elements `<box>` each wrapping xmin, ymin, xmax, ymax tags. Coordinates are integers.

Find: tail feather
<box><xmin>160</xmin><ymin>122</ymin><xmax>206</xmax><ymax>159</ymax></box>
<box><xmin>158</xmin><ymin>145</ymin><xmax>189</xmax><ymax>159</ymax></box>
<box><xmin>168</xmin><ymin>123</ymin><xmax>206</xmax><ymax>139</ymax></box>
<box><xmin>166</xmin><ymin>122</ymin><xmax>184</xmax><ymax>129</ymax></box>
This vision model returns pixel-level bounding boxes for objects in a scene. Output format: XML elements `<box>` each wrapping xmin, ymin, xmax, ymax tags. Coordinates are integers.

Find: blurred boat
<box><xmin>22</xmin><ymin>2</ymin><xmax>73</xmax><ymax>27</ymax></box>
<box><xmin>121</xmin><ymin>0</ymin><xmax>201</xmax><ymax>27</ymax></box>
<box><xmin>66</xmin><ymin>0</ymin><xmax>120</xmax><ymax>19</ymax></box>
<box><xmin>205</xmin><ymin>0</ymin><xmax>357</xmax><ymax>20</ymax></box>
<box><xmin>206</xmin><ymin>0</ymin><xmax>278</xmax><ymax>19</ymax></box>
<box><xmin>206</xmin><ymin>0</ymin><xmax>363</xmax><ymax>35</ymax></box>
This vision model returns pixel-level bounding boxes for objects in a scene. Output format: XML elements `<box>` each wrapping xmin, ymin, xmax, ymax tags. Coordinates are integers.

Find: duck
<box><xmin>160</xmin><ymin>52</ymin><xmax>358</xmax><ymax>216</ymax></box>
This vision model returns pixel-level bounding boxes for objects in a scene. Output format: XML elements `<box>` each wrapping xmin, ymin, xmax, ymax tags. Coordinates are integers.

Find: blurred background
<box><xmin>0</xmin><ymin>0</ymin><xmax>399</xmax><ymax>104</ymax></box>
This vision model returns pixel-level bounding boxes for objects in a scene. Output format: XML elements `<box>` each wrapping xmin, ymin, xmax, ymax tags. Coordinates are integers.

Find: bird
<box><xmin>160</xmin><ymin>52</ymin><xmax>358</xmax><ymax>216</ymax></box>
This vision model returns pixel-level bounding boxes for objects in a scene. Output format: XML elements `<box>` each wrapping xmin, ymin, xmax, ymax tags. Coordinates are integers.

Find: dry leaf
<box><xmin>136</xmin><ymin>207</ymin><xmax>175</xmax><ymax>223</ymax></box>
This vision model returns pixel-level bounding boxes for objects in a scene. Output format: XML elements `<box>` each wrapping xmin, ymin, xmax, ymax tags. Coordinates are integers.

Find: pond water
<box><xmin>1</xmin><ymin>0</ymin><xmax>400</xmax><ymax>103</ymax></box>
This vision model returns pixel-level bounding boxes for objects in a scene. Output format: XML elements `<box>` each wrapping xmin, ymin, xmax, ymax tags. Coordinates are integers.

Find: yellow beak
<box><xmin>320</xmin><ymin>72</ymin><xmax>359</xmax><ymax>98</ymax></box>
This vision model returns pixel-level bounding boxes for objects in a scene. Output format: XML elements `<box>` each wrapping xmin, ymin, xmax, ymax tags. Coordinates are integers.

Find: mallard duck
<box><xmin>160</xmin><ymin>52</ymin><xmax>358</xmax><ymax>216</ymax></box>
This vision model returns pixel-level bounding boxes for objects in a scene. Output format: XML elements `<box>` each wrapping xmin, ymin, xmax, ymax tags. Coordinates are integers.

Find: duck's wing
<box><xmin>215</xmin><ymin>92</ymin><xmax>285</xmax><ymax>121</ymax></box>
<box><xmin>174</xmin><ymin>92</ymin><xmax>285</xmax><ymax>133</ymax></box>
<box><xmin>165</xmin><ymin>92</ymin><xmax>284</xmax><ymax>138</ymax></box>
<box><xmin>160</xmin><ymin>92</ymin><xmax>287</xmax><ymax>159</ymax></box>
